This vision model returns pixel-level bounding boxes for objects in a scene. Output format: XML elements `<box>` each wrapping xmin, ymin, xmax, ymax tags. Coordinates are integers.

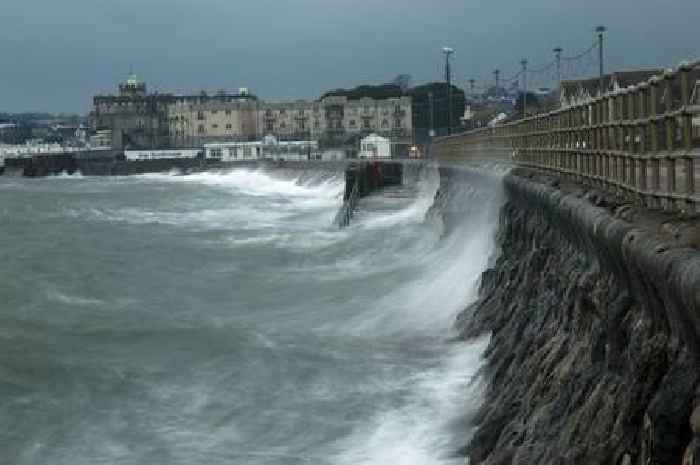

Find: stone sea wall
<box><xmin>456</xmin><ymin>169</ymin><xmax>700</xmax><ymax>464</ymax></box>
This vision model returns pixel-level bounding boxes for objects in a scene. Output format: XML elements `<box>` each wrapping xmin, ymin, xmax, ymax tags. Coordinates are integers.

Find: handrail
<box><xmin>335</xmin><ymin>178</ymin><xmax>360</xmax><ymax>227</ymax></box>
<box><xmin>435</xmin><ymin>61</ymin><xmax>700</xmax><ymax>213</ymax></box>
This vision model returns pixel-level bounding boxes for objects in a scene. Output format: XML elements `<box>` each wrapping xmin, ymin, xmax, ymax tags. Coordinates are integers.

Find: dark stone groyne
<box><xmin>453</xmin><ymin>169</ymin><xmax>700</xmax><ymax>465</ymax></box>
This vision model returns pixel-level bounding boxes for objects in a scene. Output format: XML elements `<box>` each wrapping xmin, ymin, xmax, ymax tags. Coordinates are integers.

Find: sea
<box><xmin>0</xmin><ymin>164</ymin><xmax>504</xmax><ymax>465</ymax></box>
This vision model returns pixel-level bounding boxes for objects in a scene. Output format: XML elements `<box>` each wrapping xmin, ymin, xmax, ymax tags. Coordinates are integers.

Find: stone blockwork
<box><xmin>458</xmin><ymin>170</ymin><xmax>700</xmax><ymax>464</ymax></box>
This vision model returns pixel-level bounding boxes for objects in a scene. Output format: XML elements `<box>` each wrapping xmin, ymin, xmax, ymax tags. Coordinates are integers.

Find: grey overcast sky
<box><xmin>0</xmin><ymin>0</ymin><xmax>698</xmax><ymax>114</ymax></box>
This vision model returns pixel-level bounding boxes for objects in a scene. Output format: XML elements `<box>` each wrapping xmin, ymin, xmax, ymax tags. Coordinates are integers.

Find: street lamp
<box><xmin>596</xmin><ymin>26</ymin><xmax>607</xmax><ymax>96</ymax></box>
<box><xmin>553</xmin><ymin>47</ymin><xmax>563</xmax><ymax>88</ymax></box>
<box><xmin>443</xmin><ymin>47</ymin><xmax>454</xmax><ymax>135</ymax></box>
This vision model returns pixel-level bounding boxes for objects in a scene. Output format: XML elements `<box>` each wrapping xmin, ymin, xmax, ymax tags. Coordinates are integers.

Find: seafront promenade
<box><xmin>435</xmin><ymin>62</ymin><xmax>700</xmax><ymax>213</ymax></box>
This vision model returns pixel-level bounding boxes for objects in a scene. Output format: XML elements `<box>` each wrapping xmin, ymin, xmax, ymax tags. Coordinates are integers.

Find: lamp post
<box><xmin>553</xmin><ymin>47</ymin><xmax>563</xmax><ymax>88</ymax></box>
<box><xmin>443</xmin><ymin>47</ymin><xmax>454</xmax><ymax>135</ymax></box>
<box><xmin>521</xmin><ymin>59</ymin><xmax>528</xmax><ymax>118</ymax></box>
<box><xmin>596</xmin><ymin>26</ymin><xmax>607</xmax><ymax>96</ymax></box>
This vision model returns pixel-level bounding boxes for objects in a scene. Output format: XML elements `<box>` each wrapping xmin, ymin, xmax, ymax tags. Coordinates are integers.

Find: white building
<box><xmin>204</xmin><ymin>141</ymin><xmax>263</xmax><ymax>161</ymax></box>
<box><xmin>262</xmin><ymin>135</ymin><xmax>319</xmax><ymax>161</ymax></box>
<box><xmin>204</xmin><ymin>136</ymin><xmax>320</xmax><ymax>162</ymax></box>
<box><xmin>124</xmin><ymin>149</ymin><xmax>201</xmax><ymax>161</ymax></box>
<box><xmin>359</xmin><ymin>134</ymin><xmax>391</xmax><ymax>159</ymax></box>
<box><xmin>318</xmin><ymin>150</ymin><xmax>346</xmax><ymax>161</ymax></box>
<box><xmin>0</xmin><ymin>142</ymin><xmax>111</xmax><ymax>159</ymax></box>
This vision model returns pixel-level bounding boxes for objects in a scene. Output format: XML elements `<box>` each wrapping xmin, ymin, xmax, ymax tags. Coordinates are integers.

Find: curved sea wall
<box><xmin>453</xmin><ymin>169</ymin><xmax>700</xmax><ymax>464</ymax></box>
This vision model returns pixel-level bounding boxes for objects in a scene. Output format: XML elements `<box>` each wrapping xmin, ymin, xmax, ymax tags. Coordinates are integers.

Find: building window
<box><xmin>266</xmin><ymin>122</ymin><xmax>274</xmax><ymax>132</ymax></box>
<box><xmin>394</xmin><ymin>119</ymin><xmax>402</xmax><ymax>128</ymax></box>
<box><xmin>226</xmin><ymin>124</ymin><xmax>232</xmax><ymax>130</ymax></box>
<box><xmin>314</xmin><ymin>120</ymin><xmax>320</xmax><ymax>128</ymax></box>
<box><xmin>197</xmin><ymin>111</ymin><xmax>205</xmax><ymax>120</ymax></box>
<box><xmin>381</xmin><ymin>120</ymin><xmax>389</xmax><ymax>128</ymax></box>
<box><xmin>212</xmin><ymin>124</ymin><xmax>218</xmax><ymax>129</ymax></box>
<box><xmin>225</xmin><ymin>110</ymin><xmax>231</xmax><ymax>115</ymax></box>
<box><xmin>362</xmin><ymin>118</ymin><xmax>371</xmax><ymax>129</ymax></box>
<box><xmin>198</xmin><ymin>125</ymin><xmax>205</xmax><ymax>134</ymax></box>
<box><xmin>212</xmin><ymin>110</ymin><xmax>218</xmax><ymax>114</ymax></box>
<box><xmin>349</xmin><ymin>120</ymin><xmax>356</xmax><ymax>127</ymax></box>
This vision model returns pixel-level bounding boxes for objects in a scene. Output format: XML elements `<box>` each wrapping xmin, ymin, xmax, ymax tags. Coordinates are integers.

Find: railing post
<box><xmin>629</xmin><ymin>85</ymin><xmax>640</xmax><ymax>199</ymax></box>
<box><xmin>592</xmin><ymin>100</ymin><xmax>599</xmax><ymax>183</ymax></box>
<box><xmin>638</xmin><ymin>82</ymin><xmax>650</xmax><ymax>206</ymax></box>
<box><xmin>663</xmin><ymin>70</ymin><xmax>676</xmax><ymax>207</ymax></box>
<box><xmin>623</xmin><ymin>87</ymin><xmax>631</xmax><ymax>196</ymax></box>
<box><xmin>602</xmin><ymin>95</ymin><xmax>610</xmax><ymax>186</ymax></box>
<box><xmin>679</xmin><ymin>62</ymin><xmax>695</xmax><ymax>208</ymax></box>
<box><xmin>615</xmin><ymin>90</ymin><xmax>625</xmax><ymax>195</ymax></box>
<box><xmin>649</xmin><ymin>76</ymin><xmax>661</xmax><ymax>207</ymax></box>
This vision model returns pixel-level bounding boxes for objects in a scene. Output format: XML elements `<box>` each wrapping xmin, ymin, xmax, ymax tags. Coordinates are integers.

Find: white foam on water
<box><xmin>223</xmin><ymin>229</ymin><xmax>348</xmax><ymax>251</ymax></box>
<box><xmin>343</xmin><ymin>186</ymin><xmax>502</xmax><ymax>336</ymax></box>
<box><xmin>137</xmin><ymin>169</ymin><xmax>344</xmax><ymax>203</ymax></box>
<box><xmin>63</xmin><ymin>204</ymin><xmax>288</xmax><ymax>231</ymax></box>
<box><xmin>324</xmin><ymin>165</ymin><xmax>505</xmax><ymax>465</ymax></box>
<box><xmin>353</xmin><ymin>169</ymin><xmax>440</xmax><ymax>231</ymax></box>
<box><xmin>46</xmin><ymin>290</ymin><xmax>104</xmax><ymax>307</ymax></box>
<box><xmin>332</xmin><ymin>338</ymin><xmax>489</xmax><ymax>465</ymax></box>
<box><xmin>46</xmin><ymin>171</ymin><xmax>84</xmax><ymax>179</ymax></box>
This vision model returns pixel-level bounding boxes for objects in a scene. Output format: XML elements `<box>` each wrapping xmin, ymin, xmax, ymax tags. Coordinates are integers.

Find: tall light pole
<box><xmin>443</xmin><ymin>47</ymin><xmax>454</xmax><ymax>135</ymax></box>
<box><xmin>553</xmin><ymin>47</ymin><xmax>563</xmax><ymax>88</ymax></box>
<box><xmin>596</xmin><ymin>26</ymin><xmax>606</xmax><ymax>96</ymax></box>
<box><xmin>428</xmin><ymin>92</ymin><xmax>435</xmax><ymax>139</ymax></box>
<box><xmin>521</xmin><ymin>59</ymin><xmax>528</xmax><ymax>118</ymax></box>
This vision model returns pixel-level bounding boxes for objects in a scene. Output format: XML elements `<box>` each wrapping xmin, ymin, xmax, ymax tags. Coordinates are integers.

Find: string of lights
<box><xmin>562</xmin><ymin>40</ymin><xmax>598</xmax><ymax>62</ymax></box>
<box><xmin>465</xmin><ymin>31</ymin><xmax>605</xmax><ymax>94</ymax></box>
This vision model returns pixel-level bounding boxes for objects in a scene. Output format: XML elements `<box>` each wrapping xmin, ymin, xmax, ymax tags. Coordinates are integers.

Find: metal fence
<box><xmin>435</xmin><ymin>62</ymin><xmax>700</xmax><ymax>213</ymax></box>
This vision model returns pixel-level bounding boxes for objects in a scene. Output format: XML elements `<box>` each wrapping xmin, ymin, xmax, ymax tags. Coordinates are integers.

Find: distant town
<box><xmin>1</xmin><ymin>63</ymin><xmax>698</xmax><ymax>169</ymax></box>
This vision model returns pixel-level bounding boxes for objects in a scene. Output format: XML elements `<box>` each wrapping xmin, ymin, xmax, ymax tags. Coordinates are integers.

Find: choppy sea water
<box><xmin>0</xmin><ymin>165</ymin><xmax>503</xmax><ymax>465</ymax></box>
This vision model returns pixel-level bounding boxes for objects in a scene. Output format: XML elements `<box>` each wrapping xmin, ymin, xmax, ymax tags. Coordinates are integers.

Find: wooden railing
<box><xmin>435</xmin><ymin>62</ymin><xmax>700</xmax><ymax>212</ymax></box>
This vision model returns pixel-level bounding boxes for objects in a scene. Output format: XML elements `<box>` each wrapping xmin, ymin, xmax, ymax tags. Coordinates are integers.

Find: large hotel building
<box><xmin>91</xmin><ymin>75</ymin><xmax>413</xmax><ymax>155</ymax></box>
